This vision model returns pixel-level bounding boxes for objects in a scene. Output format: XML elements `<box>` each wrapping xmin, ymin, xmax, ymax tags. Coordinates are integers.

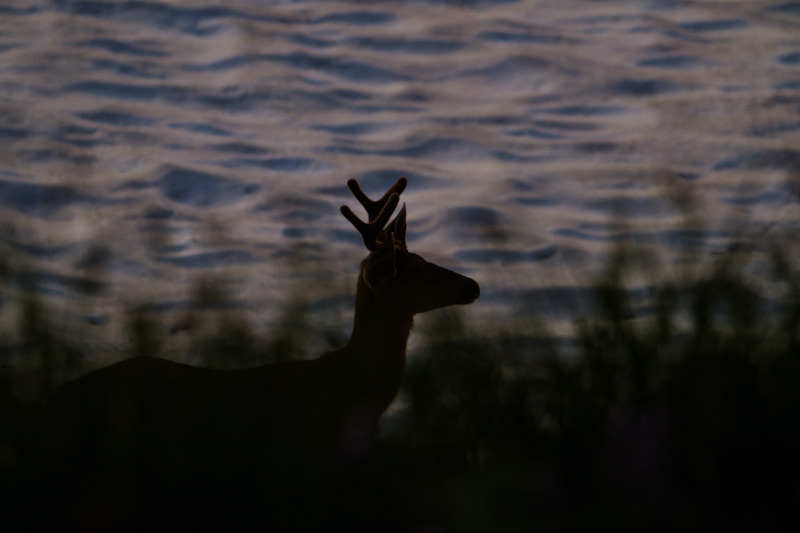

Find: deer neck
<box><xmin>326</xmin><ymin>275</ymin><xmax>413</xmax><ymax>415</ymax></box>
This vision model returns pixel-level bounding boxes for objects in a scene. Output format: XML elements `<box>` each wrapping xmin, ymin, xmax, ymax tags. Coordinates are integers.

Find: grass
<box><xmin>1</xmin><ymin>220</ymin><xmax>799</xmax><ymax>531</ymax></box>
<box><xmin>389</xmin><ymin>234</ymin><xmax>800</xmax><ymax>531</ymax></box>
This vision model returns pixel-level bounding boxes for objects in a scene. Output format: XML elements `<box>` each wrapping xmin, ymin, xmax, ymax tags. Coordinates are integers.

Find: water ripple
<box><xmin>677</xmin><ymin>19</ymin><xmax>750</xmax><ymax>33</ymax></box>
<box><xmin>544</xmin><ymin>105</ymin><xmax>627</xmax><ymax>116</ymax></box>
<box><xmin>169</xmin><ymin>122</ymin><xmax>233</xmax><ymax>137</ymax></box>
<box><xmin>72</xmin><ymin>38</ymin><xmax>166</xmax><ymax>57</ymax></box>
<box><xmin>264</xmin><ymin>51</ymin><xmax>409</xmax><ymax>82</ymax></box>
<box><xmin>313</xmin><ymin>11</ymin><xmax>395</xmax><ymax>25</ymax></box>
<box><xmin>0</xmin><ymin>5</ymin><xmax>43</xmax><ymax>15</ymax></box>
<box><xmin>766</xmin><ymin>3</ymin><xmax>800</xmax><ymax>16</ymax></box>
<box><xmin>531</xmin><ymin>119</ymin><xmax>601</xmax><ymax>132</ymax></box>
<box><xmin>0</xmin><ymin>128</ymin><xmax>31</xmax><ymax>141</ymax></box>
<box><xmin>750</xmin><ymin>122</ymin><xmax>800</xmax><ymax>137</ymax></box>
<box><xmin>230</xmin><ymin>157</ymin><xmax>321</xmax><ymax>172</ymax></box>
<box><xmin>28</xmin><ymin>269</ymin><xmax>106</xmax><ymax>296</ymax></box>
<box><xmin>454</xmin><ymin>246</ymin><xmax>558</xmax><ymax>265</ymax></box>
<box><xmin>478</xmin><ymin>31</ymin><xmax>568</xmax><ymax>45</ymax></box>
<box><xmin>327</xmin><ymin>137</ymin><xmax>478</xmax><ymax>159</ymax></box>
<box><xmin>0</xmin><ymin>178</ymin><xmax>108</xmax><ymax>218</ymax></box>
<box><xmin>713</xmin><ymin>150</ymin><xmax>800</xmax><ymax>172</ymax></box>
<box><xmin>185</xmin><ymin>55</ymin><xmax>265</xmax><ymax>72</ymax></box>
<box><xmin>779</xmin><ymin>52</ymin><xmax>800</xmax><ymax>66</ymax></box>
<box><xmin>612</xmin><ymin>78</ymin><xmax>685</xmax><ymax>96</ymax></box>
<box><xmin>65</xmin><ymin>81</ymin><xmax>269</xmax><ymax>111</ymax></box>
<box><xmin>91</xmin><ymin>59</ymin><xmax>165</xmax><ymax>79</ymax></box>
<box><xmin>348</xmin><ymin>37</ymin><xmax>462</xmax><ymax>54</ymax></box>
<box><xmin>65</xmin><ymin>80</ymin><xmax>192</xmax><ymax>102</ymax></box>
<box><xmin>312</xmin><ymin>123</ymin><xmax>387</xmax><ymax>136</ymax></box>
<box><xmin>53</xmin><ymin>0</ymin><xmax>281</xmax><ymax>35</ymax></box>
<box><xmin>0</xmin><ymin>236</ymin><xmax>77</xmax><ymax>260</ymax></box>
<box><xmin>584</xmin><ymin>196</ymin><xmax>673</xmax><ymax>217</ymax></box>
<box><xmin>78</xmin><ymin>110</ymin><xmax>155</xmax><ymax>126</ymax></box>
<box><xmin>153</xmin><ymin>250</ymin><xmax>256</xmax><ymax>269</ymax></box>
<box><xmin>157</xmin><ymin>167</ymin><xmax>260</xmax><ymax>207</ymax></box>
<box><xmin>209</xmin><ymin>142</ymin><xmax>269</xmax><ymax>155</ymax></box>
<box><xmin>507</xmin><ymin>128</ymin><xmax>563</xmax><ymax>140</ymax></box>
<box><xmin>289</xmin><ymin>34</ymin><xmax>334</xmax><ymax>49</ymax></box>
<box><xmin>462</xmin><ymin>55</ymin><xmax>552</xmax><ymax>79</ymax></box>
<box><xmin>637</xmin><ymin>55</ymin><xmax>705</xmax><ymax>69</ymax></box>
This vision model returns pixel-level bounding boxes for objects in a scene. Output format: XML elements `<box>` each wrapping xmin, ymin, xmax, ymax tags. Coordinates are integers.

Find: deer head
<box><xmin>341</xmin><ymin>177</ymin><xmax>480</xmax><ymax>320</ymax></box>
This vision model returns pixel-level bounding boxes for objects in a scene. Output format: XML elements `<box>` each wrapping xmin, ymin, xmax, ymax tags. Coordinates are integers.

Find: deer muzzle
<box><xmin>461</xmin><ymin>277</ymin><xmax>480</xmax><ymax>304</ymax></box>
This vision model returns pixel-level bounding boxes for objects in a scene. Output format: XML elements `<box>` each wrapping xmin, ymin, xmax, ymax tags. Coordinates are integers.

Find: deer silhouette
<box><xmin>20</xmin><ymin>177</ymin><xmax>479</xmax><ymax>531</ymax></box>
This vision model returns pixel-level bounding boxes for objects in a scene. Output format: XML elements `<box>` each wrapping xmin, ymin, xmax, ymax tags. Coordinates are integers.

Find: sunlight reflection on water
<box><xmin>1</xmin><ymin>0</ymin><xmax>799</xmax><ymax>361</ymax></box>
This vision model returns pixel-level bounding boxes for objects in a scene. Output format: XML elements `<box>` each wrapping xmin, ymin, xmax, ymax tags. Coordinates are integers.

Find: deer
<box><xmin>16</xmin><ymin>177</ymin><xmax>479</xmax><ymax>532</ymax></box>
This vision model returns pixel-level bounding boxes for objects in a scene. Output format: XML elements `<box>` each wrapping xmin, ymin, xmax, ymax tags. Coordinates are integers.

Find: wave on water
<box><xmin>0</xmin><ymin>0</ymin><xmax>799</xmax><ymax>351</ymax></box>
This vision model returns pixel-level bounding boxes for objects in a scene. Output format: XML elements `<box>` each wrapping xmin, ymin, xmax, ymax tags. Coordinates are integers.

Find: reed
<box><xmin>2</xmin><ymin>210</ymin><xmax>799</xmax><ymax>531</ymax></box>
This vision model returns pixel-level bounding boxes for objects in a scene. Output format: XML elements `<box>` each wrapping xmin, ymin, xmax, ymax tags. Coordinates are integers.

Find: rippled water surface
<box><xmin>2</xmin><ymin>0</ymin><xmax>800</xmax><ymax>360</ymax></box>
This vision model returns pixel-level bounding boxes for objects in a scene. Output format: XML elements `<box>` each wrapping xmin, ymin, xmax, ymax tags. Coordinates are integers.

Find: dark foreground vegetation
<box><xmin>391</xmin><ymin>243</ymin><xmax>800</xmax><ymax>532</ymax></box>
<box><xmin>2</xmin><ymin>234</ymin><xmax>799</xmax><ymax>532</ymax></box>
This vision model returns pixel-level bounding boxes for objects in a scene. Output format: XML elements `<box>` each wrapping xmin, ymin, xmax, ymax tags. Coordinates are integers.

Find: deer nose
<box><xmin>464</xmin><ymin>278</ymin><xmax>480</xmax><ymax>303</ymax></box>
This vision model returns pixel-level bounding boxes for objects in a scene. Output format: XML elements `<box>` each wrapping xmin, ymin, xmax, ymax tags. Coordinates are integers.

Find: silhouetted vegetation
<box><xmin>384</xmin><ymin>235</ymin><xmax>800</xmax><ymax>532</ymax></box>
<box><xmin>2</xmin><ymin>221</ymin><xmax>799</xmax><ymax>531</ymax></box>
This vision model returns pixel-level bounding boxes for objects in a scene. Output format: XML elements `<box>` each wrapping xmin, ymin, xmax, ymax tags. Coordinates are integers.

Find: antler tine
<box><xmin>387</xmin><ymin>203</ymin><xmax>407</xmax><ymax>248</ymax></box>
<box><xmin>341</xmin><ymin>193</ymin><xmax>400</xmax><ymax>251</ymax></box>
<box><xmin>346</xmin><ymin>177</ymin><xmax>407</xmax><ymax>221</ymax></box>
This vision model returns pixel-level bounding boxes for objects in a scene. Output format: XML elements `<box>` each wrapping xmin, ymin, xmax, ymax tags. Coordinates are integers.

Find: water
<box><xmin>1</xmin><ymin>0</ymin><xmax>799</xmax><ymax>362</ymax></box>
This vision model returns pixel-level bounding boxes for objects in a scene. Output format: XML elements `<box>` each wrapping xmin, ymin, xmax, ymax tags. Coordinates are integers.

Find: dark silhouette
<box><xmin>15</xmin><ymin>178</ymin><xmax>479</xmax><ymax>531</ymax></box>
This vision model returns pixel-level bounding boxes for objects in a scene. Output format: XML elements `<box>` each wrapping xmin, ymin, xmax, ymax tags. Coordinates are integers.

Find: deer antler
<box><xmin>387</xmin><ymin>203</ymin><xmax>407</xmax><ymax>248</ymax></box>
<box><xmin>341</xmin><ymin>177</ymin><xmax>406</xmax><ymax>250</ymax></box>
<box><xmin>346</xmin><ymin>177</ymin><xmax>407</xmax><ymax>220</ymax></box>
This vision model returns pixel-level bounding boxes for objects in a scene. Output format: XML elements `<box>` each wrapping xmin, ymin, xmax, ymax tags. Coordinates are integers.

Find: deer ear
<box><xmin>364</xmin><ymin>233</ymin><xmax>396</xmax><ymax>287</ymax></box>
<box><xmin>388</xmin><ymin>204</ymin><xmax>406</xmax><ymax>247</ymax></box>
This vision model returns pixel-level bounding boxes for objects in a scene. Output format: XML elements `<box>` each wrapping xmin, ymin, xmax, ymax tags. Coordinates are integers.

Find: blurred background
<box><xmin>2</xmin><ymin>0</ymin><xmax>800</xmax><ymax>530</ymax></box>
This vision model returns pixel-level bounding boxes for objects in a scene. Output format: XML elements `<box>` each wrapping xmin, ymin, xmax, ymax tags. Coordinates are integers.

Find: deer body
<box><xmin>21</xmin><ymin>178</ymin><xmax>479</xmax><ymax>531</ymax></box>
